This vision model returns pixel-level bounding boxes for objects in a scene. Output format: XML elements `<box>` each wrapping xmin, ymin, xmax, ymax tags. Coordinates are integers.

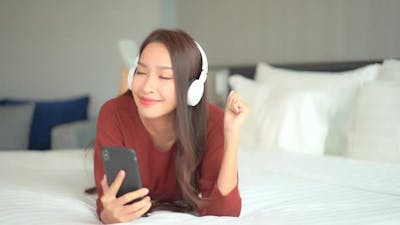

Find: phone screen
<box><xmin>101</xmin><ymin>146</ymin><xmax>143</xmax><ymax>200</ymax></box>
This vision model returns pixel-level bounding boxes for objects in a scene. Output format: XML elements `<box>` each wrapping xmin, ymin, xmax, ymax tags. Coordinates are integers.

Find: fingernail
<box><xmin>143</xmin><ymin>188</ymin><xmax>149</xmax><ymax>195</ymax></box>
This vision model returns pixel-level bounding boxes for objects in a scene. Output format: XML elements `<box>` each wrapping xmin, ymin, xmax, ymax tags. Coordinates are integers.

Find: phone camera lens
<box><xmin>103</xmin><ymin>150</ymin><xmax>110</xmax><ymax>160</ymax></box>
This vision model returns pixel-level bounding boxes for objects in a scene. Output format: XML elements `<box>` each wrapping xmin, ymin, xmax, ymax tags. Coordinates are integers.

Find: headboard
<box><xmin>226</xmin><ymin>60</ymin><xmax>383</xmax><ymax>80</ymax></box>
<box><xmin>208</xmin><ymin>59</ymin><xmax>385</xmax><ymax>106</ymax></box>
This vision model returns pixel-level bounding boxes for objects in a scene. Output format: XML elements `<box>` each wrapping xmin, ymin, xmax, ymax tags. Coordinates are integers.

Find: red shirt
<box><xmin>94</xmin><ymin>92</ymin><xmax>241</xmax><ymax>217</ymax></box>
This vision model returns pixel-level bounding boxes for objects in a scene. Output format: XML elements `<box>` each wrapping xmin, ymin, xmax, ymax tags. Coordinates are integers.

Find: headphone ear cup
<box><xmin>187</xmin><ymin>41</ymin><xmax>207</xmax><ymax>106</ymax></box>
<box><xmin>187</xmin><ymin>79</ymin><xmax>204</xmax><ymax>106</ymax></box>
<box><xmin>127</xmin><ymin>66</ymin><xmax>135</xmax><ymax>90</ymax></box>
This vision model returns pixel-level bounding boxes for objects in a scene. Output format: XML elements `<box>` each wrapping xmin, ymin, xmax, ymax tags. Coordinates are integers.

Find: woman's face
<box><xmin>132</xmin><ymin>42</ymin><xmax>177</xmax><ymax>119</ymax></box>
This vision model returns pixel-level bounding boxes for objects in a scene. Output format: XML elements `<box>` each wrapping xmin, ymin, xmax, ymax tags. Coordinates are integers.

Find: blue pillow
<box><xmin>3</xmin><ymin>96</ymin><xmax>89</xmax><ymax>150</ymax></box>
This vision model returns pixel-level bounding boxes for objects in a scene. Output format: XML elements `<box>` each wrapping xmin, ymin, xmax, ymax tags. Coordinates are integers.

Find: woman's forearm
<box><xmin>217</xmin><ymin>131</ymin><xmax>239</xmax><ymax>195</ymax></box>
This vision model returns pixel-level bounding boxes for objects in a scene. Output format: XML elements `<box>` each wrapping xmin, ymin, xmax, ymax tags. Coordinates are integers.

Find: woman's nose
<box><xmin>142</xmin><ymin>72</ymin><xmax>158</xmax><ymax>93</ymax></box>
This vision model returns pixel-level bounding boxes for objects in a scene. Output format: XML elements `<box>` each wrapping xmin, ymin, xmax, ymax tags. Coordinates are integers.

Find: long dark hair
<box><xmin>139</xmin><ymin>29</ymin><xmax>208</xmax><ymax>212</ymax></box>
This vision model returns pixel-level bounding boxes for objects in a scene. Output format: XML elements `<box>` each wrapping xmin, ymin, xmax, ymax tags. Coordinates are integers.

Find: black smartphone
<box><xmin>102</xmin><ymin>146</ymin><xmax>143</xmax><ymax>201</ymax></box>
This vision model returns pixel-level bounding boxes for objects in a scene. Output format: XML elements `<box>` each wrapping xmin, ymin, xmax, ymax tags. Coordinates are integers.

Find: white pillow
<box><xmin>347</xmin><ymin>81</ymin><xmax>400</xmax><ymax>163</ymax></box>
<box><xmin>254</xmin><ymin>62</ymin><xmax>381</xmax><ymax>155</ymax></box>
<box><xmin>378</xmin><ymin>59</ymin><xmax>400</xmax><ymax>81</ymax></box>
<box><xmin>229</xmin><ymin>75</ymin><xmax>330</xmax><ymax>155</ymax></box>
<box><xmin>118</xmin><ymin>39</ymin><xmax>138</xmax><ymax>68</ymax></box>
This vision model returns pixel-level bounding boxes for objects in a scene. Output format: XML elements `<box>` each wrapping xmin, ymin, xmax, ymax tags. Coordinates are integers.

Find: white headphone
<box><xmin>127</xmin><ymin>41</ymin><xmax>208</xmax><ymax>107</ymax></box>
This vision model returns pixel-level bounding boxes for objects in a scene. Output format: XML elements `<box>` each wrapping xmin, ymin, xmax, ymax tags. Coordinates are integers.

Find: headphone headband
<box><xmin>194</xmin><ymin>41</ymin><xmax>208</xmax><ymax>83</ymax></box>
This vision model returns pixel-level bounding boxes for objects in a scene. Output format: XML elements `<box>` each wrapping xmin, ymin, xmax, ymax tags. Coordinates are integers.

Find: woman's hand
<box><xmin>100</xmin><ymin>170</ymin><xmax>151</xmax><ymax>224</ymax></box>
<box><xmin>224</xmin><ymin>90</ymin><xmax>250</xmax><ymax>137</ymax></box>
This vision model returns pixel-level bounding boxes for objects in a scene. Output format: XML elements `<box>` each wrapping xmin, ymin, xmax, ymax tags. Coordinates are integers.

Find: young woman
<box><xmin>94</xmin><ymin>29</ymin><xmax>250</xmax><ymax>224</ymax></box>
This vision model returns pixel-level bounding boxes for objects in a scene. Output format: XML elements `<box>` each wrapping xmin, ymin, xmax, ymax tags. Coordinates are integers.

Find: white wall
<box><xmin>2</xmin><ymin>0</ymin><xmax>399</xmax><ymax>117</ymax></box>
<box><xmin>177</xmin><ymin>0</ymin><xmax>400</xmax><ymax>66</ymax></box>
<box><xmin>0</xmin><ymin>0</ymin><xmax>176</xmax><ymax>117</ymax></box>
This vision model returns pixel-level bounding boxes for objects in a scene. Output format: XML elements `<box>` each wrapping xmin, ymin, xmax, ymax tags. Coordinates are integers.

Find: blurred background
<box><xmin>0</xmin><ymin>0</ymin><xmax>399</xmax><ymax>118</ymax></box>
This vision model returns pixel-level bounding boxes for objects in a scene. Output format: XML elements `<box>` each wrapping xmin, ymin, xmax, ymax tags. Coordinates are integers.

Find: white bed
<box><xmin>2</xmin><ymin>59</ymin><xmax>399</xmax><ymax>225</ymax></box>
<box><xmin>1</xmin><ymin>148</ymin><xmax>399</xmax><ymax>225</ymax></box>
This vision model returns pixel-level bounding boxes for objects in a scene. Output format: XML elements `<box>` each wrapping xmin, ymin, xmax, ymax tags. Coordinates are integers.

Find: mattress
<box><xmin>0</xmin><ymin>149</ymin><xmax>399</xmax><ymax>225</ymax></box>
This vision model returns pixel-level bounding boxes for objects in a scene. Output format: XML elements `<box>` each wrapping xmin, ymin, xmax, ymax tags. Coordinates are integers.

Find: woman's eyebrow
<box><xmin>138</xmin><ymin>62</ymin><xmax>173</xmax><ymax>70</ymax></box>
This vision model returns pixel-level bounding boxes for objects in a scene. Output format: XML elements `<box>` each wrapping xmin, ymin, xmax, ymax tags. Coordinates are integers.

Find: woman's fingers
<box><xmin>100</xmin><ymin>174</ymin><xmax>151</xmax><ymax>224</ymax></box>
<box><xmin>100</xmin><ymin>170</ymin><xmax>125</xmax><ymax>204</ymax></box>
<box><xmin>109</xmin><ymin>170</ymin><xmax>126</xmax><ymax>196</ymax></box>
<box><xmin>105</xmin><ymin>195</ymin><xmax>151</xmax><ymax>222</ymax></box>
<box><xmin>233</xmin><ymin>98</ymin><xmax>240</xmax><ymax>113</ymax></box>
<box><xmin>227</xmin><ymin>90</ymin><xmax>235</xmax><ymax>109</ymax></box>
<box><xmin>114</xmin><ymin>188</ymin><xmax>149</xmax><ymax>206</ymax></box>
<box><xmin>224</xmin><ymin>90</ymin><xmax>250</xmax><ymax>133</ymax></box>
<box><xmin>227</xmin><ymin>90</ymin><xmax>243</xmax><ymax>114</ymax></box>
<box><xmin>123</xmin><ymin>196</ymin><xmax>152</xmax><ymax>215</ymax></box>
<box><xmin>122</xmin><ymin>197</ymin><xmax>152</xmax><ymax>221</ymax></box>
<box><xmin>101</xmin><ymin>174</ymin><xmax>109</xmax><ymax>192</ymax></box>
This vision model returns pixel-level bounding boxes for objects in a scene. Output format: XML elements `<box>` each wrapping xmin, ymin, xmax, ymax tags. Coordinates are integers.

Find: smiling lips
<box><xmin>139</xmin><ymin>96</ymin><xmax>162</xmax><ymax>106</ymax></box>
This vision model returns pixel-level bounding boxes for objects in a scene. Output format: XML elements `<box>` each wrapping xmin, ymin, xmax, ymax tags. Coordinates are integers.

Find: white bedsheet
<box><xmin>0</xmin><ymin>149</ymin><xmax>399</xmax><ymax>225</ymax></box>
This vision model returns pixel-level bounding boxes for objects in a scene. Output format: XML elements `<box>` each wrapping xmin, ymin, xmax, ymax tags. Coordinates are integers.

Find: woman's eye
<box><xmin>135</xmin><ymin>71</ymin><xmax>146</xmax><ymax>75</ymax></box>
<box><xmin>159</xmin><ymin>76</ymin><xmax>172</xmax><ymax>80</ymax></box>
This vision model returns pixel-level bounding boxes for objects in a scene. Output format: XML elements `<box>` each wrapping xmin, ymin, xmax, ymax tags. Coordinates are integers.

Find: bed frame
<box><xmin>224</xmin><ymin>60</ymin><xmax>383</xmax><ymax>79</ymax></box>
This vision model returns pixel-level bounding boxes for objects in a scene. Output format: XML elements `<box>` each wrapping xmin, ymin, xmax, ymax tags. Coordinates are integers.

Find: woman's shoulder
<box><xmin>208</xmin><ymin>102</ymin><xmax>223</xmax><ymax>115</ymax></box>
<box><xmin>207</xmin><ymin>103</ymin><xmax>224</xmax><ymax>126</ymax></box>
